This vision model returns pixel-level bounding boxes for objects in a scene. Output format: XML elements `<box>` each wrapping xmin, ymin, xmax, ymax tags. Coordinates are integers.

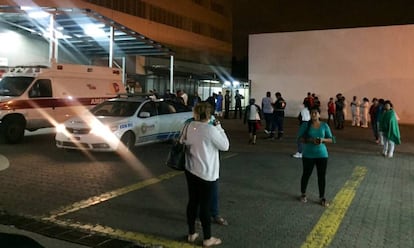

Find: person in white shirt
<box><xmin>292</xmin><ymin>102</ymin><xmax>311</xmax><ymax>158</ymax></box>
<box><xmin>184</xmin><ymin>102</ymin><xmax>229</xmax><ymax>247</ymax></box>
<box><xmin>360</xmin><ymin>97</ymin><xmax>370</xmax><ymax>128</ymax></box>
<box><xmin>244</xmin><ymin>98</ymin><xmax>262</xmax><ymax>144</ymax></box>
<box><xmin>350</xmin><ymin>96</ymin><xmax>360</xmax><ymax>126</ymax></box>
<box><xmin>261</xmin><ymin>91</ymin><xmax>274</xmax><ymax>134</ymax></box>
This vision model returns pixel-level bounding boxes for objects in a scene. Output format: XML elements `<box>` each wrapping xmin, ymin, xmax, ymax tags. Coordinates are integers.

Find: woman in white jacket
<box><xmin>184</xmin><ymin>102</ymin><xmax>230</xmax><ymax>247</ymax></box>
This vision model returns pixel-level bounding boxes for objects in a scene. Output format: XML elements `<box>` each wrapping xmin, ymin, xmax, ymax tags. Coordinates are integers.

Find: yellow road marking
<box><xmin>45</xmin><ymin>170</ymin><xmax>183</xmax><ymax>220</ymax></box>
<box><xmin>48</xmin><ymin>218</ymin><xmax>201</xmax><ymax>248</ymax></box>
<box><xmin>43</xmin><ymin>154</ymin><xmax>238</xmax><ymax>247</ymax></box>
<box><xmin>301</xmin><ymin>166</ymin><xmax>368</xmax><ymax>248</ymax></box>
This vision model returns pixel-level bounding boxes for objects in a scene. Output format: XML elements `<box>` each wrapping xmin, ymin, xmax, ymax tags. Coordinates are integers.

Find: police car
<box><xmin>55</xmin><ymin>94</ymin><xmax>193</xmax><ymax>152</ymax></box>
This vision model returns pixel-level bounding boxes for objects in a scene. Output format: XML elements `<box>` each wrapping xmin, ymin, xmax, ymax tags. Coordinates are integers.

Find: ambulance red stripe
<box><xmin>0</xmin><ymin>97</ymin><xmax>114</xmax><ymax>110</ymax></box>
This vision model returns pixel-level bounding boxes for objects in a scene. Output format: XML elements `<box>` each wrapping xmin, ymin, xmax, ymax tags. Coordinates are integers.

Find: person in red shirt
<box><xmin>327</xmin><ymin>97</ymin><xmax>335</xmax><ymax>126</ymax></box>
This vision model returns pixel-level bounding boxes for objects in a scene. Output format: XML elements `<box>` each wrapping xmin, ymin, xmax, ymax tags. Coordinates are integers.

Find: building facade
<box><xmin>0</xmin><ymin>0</ymin><xmax>233</xmax><ymax>101</ymax></box>
<box><xmin>83</xmin><ymin>0</ymin><xmax>234</xmax><ymax>98</ymax></box>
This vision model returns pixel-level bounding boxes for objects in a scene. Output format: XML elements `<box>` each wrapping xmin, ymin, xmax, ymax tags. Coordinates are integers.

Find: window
<box><xmin>29</xmin><ymin>79</ymin><xmax>52</xmax><ymax>98</ymax></box>
<box><xmin>169</xmin><ymin>100</ymin><xmax>192</xmax><ymax>113</ymax></box>
<box><xmin>139</xmin><ymin>102</ymin><xmax>157</xmax><ymax>117</ymax></box>
<box><xmin>157</xmin><ymin>102</ymin><xmax>176</xmax><ymax>115</ymax></box>
<box><xmin>211</xmin><ymin>1</ymin><xmax>225</xmax><ymax>16</ymax></box>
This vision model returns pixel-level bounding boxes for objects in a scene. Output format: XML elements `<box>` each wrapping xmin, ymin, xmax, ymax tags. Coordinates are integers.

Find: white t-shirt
<box><xmin>247</xmin><ymin>104</ymin><xmax>260</xmax><ymax>120</ymax></box>
<box><xmin>300</xmin><ymin>107</ymin><xmax>311</xmax><ymax>121</ymax></box>
<box><xmin>262</xmin><ymin>97</ymin><xmax>274</xmax><ymax>114</ymax></box>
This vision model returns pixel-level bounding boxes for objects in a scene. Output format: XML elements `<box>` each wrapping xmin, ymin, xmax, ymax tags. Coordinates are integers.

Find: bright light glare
<box><xmin>89</xmin><ymin>120</ymin><xmax>111</xmax><ymax>135</ymax></box>
<box><xmin>224</xmin><ymin>81</ymin><xmax>231</xmax><ymax>86</ymax></box>
<box><xmin>56</xmin><ymin>124</ymin><xmax>66</xmax><ymax>133</ymax></box>
<box><xmin>0</xmin><ymin>31</ymin><xmax>22</xmax><ymax>48</ymax></box>
<box><xmin>82</xmin><ymin>24</ymin><xmax>107</xmax><ymax>37</ymax></box>
<box><xmin>233</xmin><ymin>81</ymin><xmax>240</xmax><ymax>87</ymax></box>
<box><xmin>28</xmin><ymin>10</ymin><xmax>50</xmax><ymax>19</ymax></box>
<box><xmin>88</xmin><ymin>120</ymin><xmax>120</xmax><ymax>148</ymax></box>
<box><xmin>43</xmin><ymin>30</ymin><xmax>71</xmax><ymax>39</ymax></box>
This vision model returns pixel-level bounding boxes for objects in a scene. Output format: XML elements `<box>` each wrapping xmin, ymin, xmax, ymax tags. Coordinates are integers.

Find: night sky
<box><xmin>232</xmin><ymin>0</ymin><xmax>414</xmax><ymax>78</ymax></box>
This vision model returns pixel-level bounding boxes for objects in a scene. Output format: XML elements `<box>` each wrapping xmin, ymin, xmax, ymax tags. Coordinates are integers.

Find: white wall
<box><xmin>0</xmin><ymin>24</ymin><xmax>49</xmax><ymax>66</ymax></box>
<box><xmin>249</xmin><ymin>24</ymin><xmax>414</xmax><ymax>124</ymax></box>
<box><xmin>0</xmin><ymin>23</ymin><xmax>89</xmax><ymax>66</ymax></box>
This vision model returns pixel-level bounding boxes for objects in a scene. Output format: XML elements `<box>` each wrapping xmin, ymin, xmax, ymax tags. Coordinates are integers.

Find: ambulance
<box><xmin>0</xmin><ymin>63</ymin><xmax>125</xmax><ymax>144</ymax></box>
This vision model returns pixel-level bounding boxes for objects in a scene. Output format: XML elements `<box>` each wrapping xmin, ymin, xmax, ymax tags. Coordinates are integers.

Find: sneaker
<box><xmin>292</xmin><ymin>152</ymin><xmax>302</xmax><ymax>158</ymax></box>
<box><xmin>320</xmin><ymin>198</ymin><xmax>329</xmax><ymax>207</ymax></box>
<box><xmin>187</xmin><ymin>232</ymin><xmax>199</xmax><ymax>243</ymax></box>
<box><xmin>264</xmin><ymin>129</ymin><xmax>270</xmax><ymax>134</ymax></box>
<box><xmin>203</xmin><ymin>237</ymin><xmax>222</xmax><ymax>247</ymax></box>
<box><xmin>300</xmin><ymin>194</ymin><xmax>307</xmax><ymax>203</ymax></box>
<box><xmin>212</xmin><ymin>216</ymin><xmax>229</xmax><ymax>226</ymax></box>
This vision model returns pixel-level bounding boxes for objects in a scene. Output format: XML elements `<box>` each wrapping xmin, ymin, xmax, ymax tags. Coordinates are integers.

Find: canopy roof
<box><xmin>0</xmin><ymin>6</ymin><xmax>173</xmax><ymax>58</ymax></box>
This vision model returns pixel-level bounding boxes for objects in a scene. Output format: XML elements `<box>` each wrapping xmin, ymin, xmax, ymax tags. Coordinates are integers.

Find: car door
<box><xmin>135</xmin><ymin>101</ymin><xmax>159</xmax><ymax>144</ymax></box>
<box><xmin>26</xmin><ymin>79</ymin><xmax>54</xmax><ymax>129</ymax></box>
<box><xmin>156</xmin><ymin>101</ymin><xmax>182</xmax><ymax>141</ymax></box>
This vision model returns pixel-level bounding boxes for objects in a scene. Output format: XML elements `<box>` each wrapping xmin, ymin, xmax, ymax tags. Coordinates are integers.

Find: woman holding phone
<box><xmin>296</xmin><ymin>107</ymin><xmax>335</xmax><ymax>207</ymax></box>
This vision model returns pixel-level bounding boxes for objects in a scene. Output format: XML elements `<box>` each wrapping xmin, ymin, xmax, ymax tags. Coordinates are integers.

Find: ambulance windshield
<box><xmin>0</xmin><ymin>76</ymin><xmax>34</xmax><ymax>96</ymax></box>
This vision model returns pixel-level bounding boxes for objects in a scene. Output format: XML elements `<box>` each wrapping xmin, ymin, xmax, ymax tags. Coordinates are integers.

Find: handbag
<box><xmin>166</xmin><ymin>122</ymin><xmax>190</xmax><ymax>170</ymax></box>
<box><xmin>255</xmin><ymin>120</ymin><xmax>261</xmax><ymax>130</ymax></box>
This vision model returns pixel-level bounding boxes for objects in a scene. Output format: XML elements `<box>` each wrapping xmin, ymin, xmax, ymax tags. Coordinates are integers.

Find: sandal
<box><xmin>212</xmin><ymin>216</ymin><xmax>228</xmax><ymax>226</ymax></box>
<box><xmin>320</xmin><ymin>198</ymin><xmax>329</xmax><ymax>207</ymax></box>
<box><xmin>203</xmin><ymin>237</ymin><xmax>222</xmax><ymax>247</ymax></box>
<box><xmin>300</xmin><ymin>194</ymin><xmax>307</xmax><ymax>203</ymax></box>
<box><xmin>187</xmin><ymin>232</ymin><xmax>199</xmax><ymax>243</ymax></box>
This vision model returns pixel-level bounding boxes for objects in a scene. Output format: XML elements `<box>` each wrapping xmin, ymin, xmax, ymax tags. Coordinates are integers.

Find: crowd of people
<box><xmin>160</xmin><ymin>88</ymin><xmax>401</xmax><ymax>246</ymax></box>
<box><xmin>296</xmin><ymin>92</ymin><xmax>401</xmax><ymax>157</ymax></box>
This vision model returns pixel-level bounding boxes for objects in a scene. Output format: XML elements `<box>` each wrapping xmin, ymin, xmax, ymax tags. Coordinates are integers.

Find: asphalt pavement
<box><xmin>0</xmin><ymin>116</ymin><xmax>413</xmax><ymax>248</ymax></box>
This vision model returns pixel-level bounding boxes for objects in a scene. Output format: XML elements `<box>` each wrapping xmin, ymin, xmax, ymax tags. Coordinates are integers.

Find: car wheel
<box><xmin>120</xmin><ymin>131</ymin><xmax>135</xmax><ymax>152</ymax></box>
<box><xmin>1</xmin><ymin>116</ymin><xmax>26</xmax><ymax>144</ymax></box>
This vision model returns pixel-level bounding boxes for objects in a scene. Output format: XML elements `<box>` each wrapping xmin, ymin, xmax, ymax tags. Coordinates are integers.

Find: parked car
<box><xmin>55</xmin><ymin>94</ymin><xmax>193</xmax><ymax>152</ymax></box>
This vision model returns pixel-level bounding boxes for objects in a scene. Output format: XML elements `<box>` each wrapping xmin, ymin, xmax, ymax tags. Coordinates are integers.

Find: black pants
<box><xmin>224</xmin><ymin>103</ymin><xmax>230</xmax><ymax>118</ymax></box>
<box><xmin>327</xmin><ymin>113</ymin><xmax>335</xmax><ymax>126</ymax></box>
<box><xmin>301</xmin><ymin>157</ymin><xmax>328</xmax><ymax>199</ymax></box>
<box><xmin>185</xmin><ymin>170</ymin><xmax>213</xmax><ymax>239</ymax></box>
<box><xmin>234</xmin><ymin>105</ymin><xmax>242</xmax><ymax>119</ymax></box>
<box><xmin>248</xmin><ymin>120</ymin><xmax>258</xmax><ymax>135</ymax></box>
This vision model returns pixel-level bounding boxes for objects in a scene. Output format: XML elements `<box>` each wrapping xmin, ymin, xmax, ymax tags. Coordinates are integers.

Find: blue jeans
<box><xmin>263</xmin><ymin>113</ymin><xmax>273</xmax><ymax>131</ymax></box>
<box><xmin>211</xmin><ymin>180</ymin><xmax>219</xmax><ymax>217</ymax></box>
<box><xmin>270</xmin><ymin>112</ymin><xmax>284</xmax><ymax>138</ymax></box>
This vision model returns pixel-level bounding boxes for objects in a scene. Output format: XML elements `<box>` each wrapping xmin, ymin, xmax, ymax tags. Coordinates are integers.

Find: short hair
<box><xmin>384</xmin><ymin>100</ymin><xmax>393</xmax><ymax>108</ymax></box>
<box><xmin>310</xmin><ymin>106</ymin><xmax>321</xmax><ymax>113</ymax></box>
<box><xmin>193</xmin><ymin>102</ymin><xmax>213</xmax><ymax>121</ymax></box>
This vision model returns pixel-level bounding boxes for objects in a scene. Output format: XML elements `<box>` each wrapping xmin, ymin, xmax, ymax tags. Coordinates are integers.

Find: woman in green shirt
<box><xmin>380</xmin><ymin>100</ymin><xmax>401</xmax><ymax>158</ymax></box>
<box><xmin>297</xmin><ymin>107</ymin><xmax>334</xmax><ymax>207</ymax></box>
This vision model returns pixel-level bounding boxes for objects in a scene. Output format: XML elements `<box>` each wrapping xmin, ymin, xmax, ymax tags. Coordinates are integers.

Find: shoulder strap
<box><xmin>179</xmin><ymin>122</ymin><xmax>190</xmax><ymax>143</ymax></box>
